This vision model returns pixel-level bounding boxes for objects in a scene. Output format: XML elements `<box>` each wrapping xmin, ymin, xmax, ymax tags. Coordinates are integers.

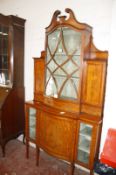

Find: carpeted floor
<box><xmin>0</xmin><ymin>139</ymin><xmax>90</xmax><ymax>175</ymax></box>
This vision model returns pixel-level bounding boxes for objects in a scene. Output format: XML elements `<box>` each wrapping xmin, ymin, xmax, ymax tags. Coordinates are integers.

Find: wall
<box><xmin>101</xmin><ymin>0</ymin><xmax>116</xmax><ymax>151</ymax></box>
<box><xmin>0</xmin><ymin>0</ymin><xmax>115</xmax><ymax>153</ymax></box>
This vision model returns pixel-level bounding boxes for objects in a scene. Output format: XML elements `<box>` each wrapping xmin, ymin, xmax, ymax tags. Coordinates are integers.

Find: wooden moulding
<box><xmin>46</xmin><ymin>8</ymin><xmax>92</xmax><ymax>33</ymax></box>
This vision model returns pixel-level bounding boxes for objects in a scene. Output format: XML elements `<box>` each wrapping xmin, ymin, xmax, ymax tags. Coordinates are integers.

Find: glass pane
<box><xmin>46</xmin><ymin>69</ymin><xmax>51</xmax><ymax>82</ymax></box>
<box><xmin>46</xmin><ymin>48</ymin><xmax>51</xmax><ymax>63</ymax></box>
<box><xmin>54</xmin><ymin>68</ymin><xmax>66</xmax><ymax>76</ymax></box>
<box><xmin>46</xmin><ymin>77</ymin><xmax>57</xmax><ymax>97</ymax></box>
<box><xmin>48</xmin><ymin>28</ymin><xmax>61</xmax><ymax>54</ymax></box>
<box><xmin>55</xmin><ymin>40</ymin><xmax>66</xmax><ymax>55</ymax></box>
<box><xmin>29</xmin><ymin>107</ymin><xmax>36</xmax><ymax>140</ymax></box>
<box><xmin>1</xmin><ymin>56</ymin><xmax>8</xmax><ymax>70</ymax></box>
<box><xmin>62</xmin><ymin>60</ymin><xmax>78</xmax><ymax>74</ymax></box>
<box><xmin>63</xmin><ymin>27</ymin><xmax>81</xmax><ymax>55</ymax></box>
<box><xmin>60</xmin><ymin>79</ymin><xmax>77</xmax><ymax>99</ymax></box>
<box><xmin>55</xmin><ymin>75</ymin><xmax>66</xmax><ymax>92</ymax></box>
<box><xmin>77</xmin><ymin>123</ymin><xmax>93</xmax><ymax>164</ymax></box>
<box><xmin>0</xmin><ymin>25</ymin><xmax>10</xmax><ymax>86</ymax></box>
<box><xmin>0</xmin><ymin>28</ymin><xmax>2</xmax><ymax>54</ymax></box>
<box><xmin>71</xmin><ymin>77</ymin><xmax>80</xmax><ymax>94</ymax></box>
<box><xmin>54</xmin><ymin>55</ymin><xmax>67</xmax><ymax>65</ymax></box>
<box><xmin>47</xmin><ymin>59</ymin><xmax>57</xmax><ymax>72</ymax></box>
<box><xmin>0</xmin><ymin>56</ymin><xmax>2</xmax><ymax>69</ymax></box>
<box><xmin>72</xmin><ymin>55</ymin><xmax>81</xmax><ymax>67</ymax></box>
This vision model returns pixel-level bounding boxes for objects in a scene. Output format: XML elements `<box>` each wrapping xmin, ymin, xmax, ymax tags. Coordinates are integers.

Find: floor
<box><xmin>0</xmin><ymin>139</ymin><xmax>92</xmax><ymax>175</ymax></box>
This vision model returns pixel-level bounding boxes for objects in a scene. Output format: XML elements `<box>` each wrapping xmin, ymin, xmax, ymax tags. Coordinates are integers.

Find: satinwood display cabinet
<box><xmin>0</xmin><ymin>14</ymin><xmax>25</xmax><ymax>156</ymax></box>
<box><xmin>25</xmin><ymin>9</ymin><xmax>108</xmax><ymax>175</ymax></box>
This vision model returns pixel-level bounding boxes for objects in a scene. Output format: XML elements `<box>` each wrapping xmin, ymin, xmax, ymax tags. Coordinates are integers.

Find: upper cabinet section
<box><xmin>34</xmin><ymin>9</ymin><xmax>108</xmax><ymax>115</ymax></box>
<box><xmin>44</xmin><ymin>9</ymin><xmax>92</xmax><ymax>102</ymax></box>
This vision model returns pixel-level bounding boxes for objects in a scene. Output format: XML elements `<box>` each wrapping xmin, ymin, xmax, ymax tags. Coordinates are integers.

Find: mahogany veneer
<box><xmin>25</xmin><ymin>9</ymin><xmax>108</xmax><ymax>175</ymax></box>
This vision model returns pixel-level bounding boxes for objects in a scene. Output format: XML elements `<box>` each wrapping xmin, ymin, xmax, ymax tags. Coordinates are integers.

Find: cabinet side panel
<box><xmin>34</xmin><ymin>58</ymin><xmax>45</xmax><ymax>100</ymax></box>
<box><xmin>1</xmin><ymin>88</ymin><xmax>24</xmax><ymax>138</ymax></box>
<box><xmin>81</xmin><ymin>60</ymin><xmax>106</xmax><ymax>115</ymax></box>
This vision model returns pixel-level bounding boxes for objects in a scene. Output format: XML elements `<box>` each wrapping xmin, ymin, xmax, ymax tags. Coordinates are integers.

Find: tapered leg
<box><xmin>90</xmin><ymin>169</ymin><xmax>94</xmax><ymax>175</ymax></box>
<box><xmin>69</xmin><ymin>163</ymin><xmax>75</xmax><ymax>175</ymax></box>
<box><xmin>26</xmin><ymin>139</ymin><xmax>29</xmax><ymax>158</ymax></box>
<box><xmin>2</xmin><ymin>145</ymin><xmax>5</xmax><ymax>157</ymax></box>
<box><xmin>36</xmin><ymin>146</ymin><xmax>40</xmax><ymax>166</ymax></box>
<box><xmin>23</xmin><ymin>133</ymin><xmax>25</xmax><ymax>144</ymax></box>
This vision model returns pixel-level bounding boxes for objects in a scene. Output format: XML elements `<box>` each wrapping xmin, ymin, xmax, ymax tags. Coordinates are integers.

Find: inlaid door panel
<box><xmin>37</xmin><ymin>110</ymin><xmax>77</xmax><ymax>161</ymax></box>
<box><xmin>34</xmin><ymin>57</ymin><xmax>45</xmax><ymax>95</ymax></box>
<box><xmin>82</xmin><ymin>61</ymin><xmax>106</xmax><ymax>106</ymax></box>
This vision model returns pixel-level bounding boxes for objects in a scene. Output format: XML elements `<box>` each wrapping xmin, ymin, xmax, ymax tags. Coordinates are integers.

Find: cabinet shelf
<box><xmin>78</xmin><ymin>147</ymin><xmax>90</xmax><ymax>154</ymax></box>
<box><xmin>0</xmin><ymin>69</ymin><xmax>8</xmax><ymax>71</ymax></box>
<box><xmin>78</xmin><ymin>149</ymin><xmax>89</xmax><ymax>164</ymax></box>
<box><xmin>53</xmin><ymin>53</ymin><xmax>81</xmax><ymax>56</ymax></box>
<box><xmin>79</xmin><ymin>133</ymin><xmax>91</xmax><ymax>141</ymax></box>
<box><xmin>0</xmin><ymin>54</ymin><xmax>8</xmax><ymax>56</ymax></box>
<box><xmin>53</xmin><ymin>74</ymin><xmax>80</xmax><ymax>79</ymax></box>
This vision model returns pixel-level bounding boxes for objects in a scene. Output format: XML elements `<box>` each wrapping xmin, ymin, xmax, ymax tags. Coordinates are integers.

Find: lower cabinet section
<box><xmin>25</xmin><ymin>101</ymin><xmax>101</xmax><ymax>175</ymax></box>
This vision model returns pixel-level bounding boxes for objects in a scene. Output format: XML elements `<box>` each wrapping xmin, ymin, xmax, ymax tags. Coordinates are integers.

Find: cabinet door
<box><xmin>0</xmin><ymin>25</ymin><xmax>11</xmax><ymax>86</ymax></box>
<box><xmin>25</xmin><ymin>106</ymin><xmax>36</xmax><ymax>142</ymax></box>
<box><xmin>37</xmin><ymin>110</ymin><xmax>77</xmax><ymax>162</ymax></box>
<box><xmin>76</xmin><ymin>121</ymin><xmax>98</xmax><ymax>168</ymax></box>
<box><xmin>45</xmin><ymin>27</ymin><xmax>82</xmax><ymax>100</ymax></box>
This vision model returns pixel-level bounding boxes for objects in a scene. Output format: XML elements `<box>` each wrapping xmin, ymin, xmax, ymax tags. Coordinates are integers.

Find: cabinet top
<box><xmin>0</xmin><ymin>13</ymin><xmax>26</xmax><ymax>27</ymax></box>
<box><xmin>46</xmin><ymin>8</ymin><xmax>92</xmax><ymax>33</ymax></box>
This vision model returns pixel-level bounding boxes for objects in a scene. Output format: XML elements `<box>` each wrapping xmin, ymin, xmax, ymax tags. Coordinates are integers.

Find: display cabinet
<box><xmin>25</xmin><ymin>9</ymin><xmax>108</xmax><ymax>175</ymax></box>
<box><xmin>0</xmin><ymin>14</ymin><xmax>25</xmax><ymax>156</ymax></box>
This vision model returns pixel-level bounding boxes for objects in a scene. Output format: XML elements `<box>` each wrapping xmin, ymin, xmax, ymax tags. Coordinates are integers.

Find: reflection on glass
<box><xmin>48</xmin><ymin>28</ymin><xmax>60</xmax><ymax>54</ymax></box>
<box><xmin>45</xmin><ymin>26</ymin><xmax>82</xmax><ymax>100</ymax></box>
<box><xmin>61</xmin><ymin>79</ymin><xmax>77</xmax><ymax>99</ymax></box>
<box><xmin>29</xmin><ymin>107</ymin><xmax>36</xmax><ymax>140</ymax></box>
<box><xmin>54</xmin><ymin>55</ymin><xmax>67</xmax><ymax>65</ymax></box>
<box><xmin>0</xmin><ymin>25</ymin><xmax>10</xmax><ymax>86</ymax></box>
<box><xmin>56</xmin><ymin>40</ymin><xmax>66</xmax><ymax>55</ymax></box>
<box><xmin>77</xmin><ymin>123</ymin><xmax>93</xmax><ymax>164</ymax></box>
<box><xmin>63</xmin><ymin>27</ymin><xmax>81</xmax><ymax>55</ymax></box>
<box><xmin>62</xmin><ymin>60</ymin><xmax>78</xmax><ymax>74</ymax></box>
<box><xmin>47</xmin><ymin>59</ymin><xmax>57</xmax><ymax>72</ymax></box>
<box><xmin>46</xmin><ymin>76</ymin><xmax>58</xmax><ymax>98</ymax></box>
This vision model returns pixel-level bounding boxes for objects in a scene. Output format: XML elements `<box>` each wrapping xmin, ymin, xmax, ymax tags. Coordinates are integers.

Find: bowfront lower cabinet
<box><xmin>25</xmin><ymin>9</ymin><xmax>108</xmax><ymax>175</ymax></box>
<box><xmin>0</xmin><ymin>14</ymin><xmax>25</xmax><ymax>156</ymax></box>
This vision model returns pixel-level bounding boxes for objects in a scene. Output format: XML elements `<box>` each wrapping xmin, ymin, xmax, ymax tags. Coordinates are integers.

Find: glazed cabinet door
<box><xmin>76</xmin><ymin>121</ymin><xmax>99</xmax><ymax>169</ymax></box>
<box><xmin>25</xmin><ymin>104</ymin><xmax>37</xmax><ymax>158</ymax></box>
<box><xmin>45</xmin><ymin>27</ymin><xmax>82</xmax><ymax>101</ymax></box>
<box><xmin>25</xmin><ymin>105</ymin><xmax>37</xmax><ymax>143</ymax></box>
<box><xmin>0</xmin><ymin>25</ymin><xmax>11</xmax><ymax>86</ymax></box>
